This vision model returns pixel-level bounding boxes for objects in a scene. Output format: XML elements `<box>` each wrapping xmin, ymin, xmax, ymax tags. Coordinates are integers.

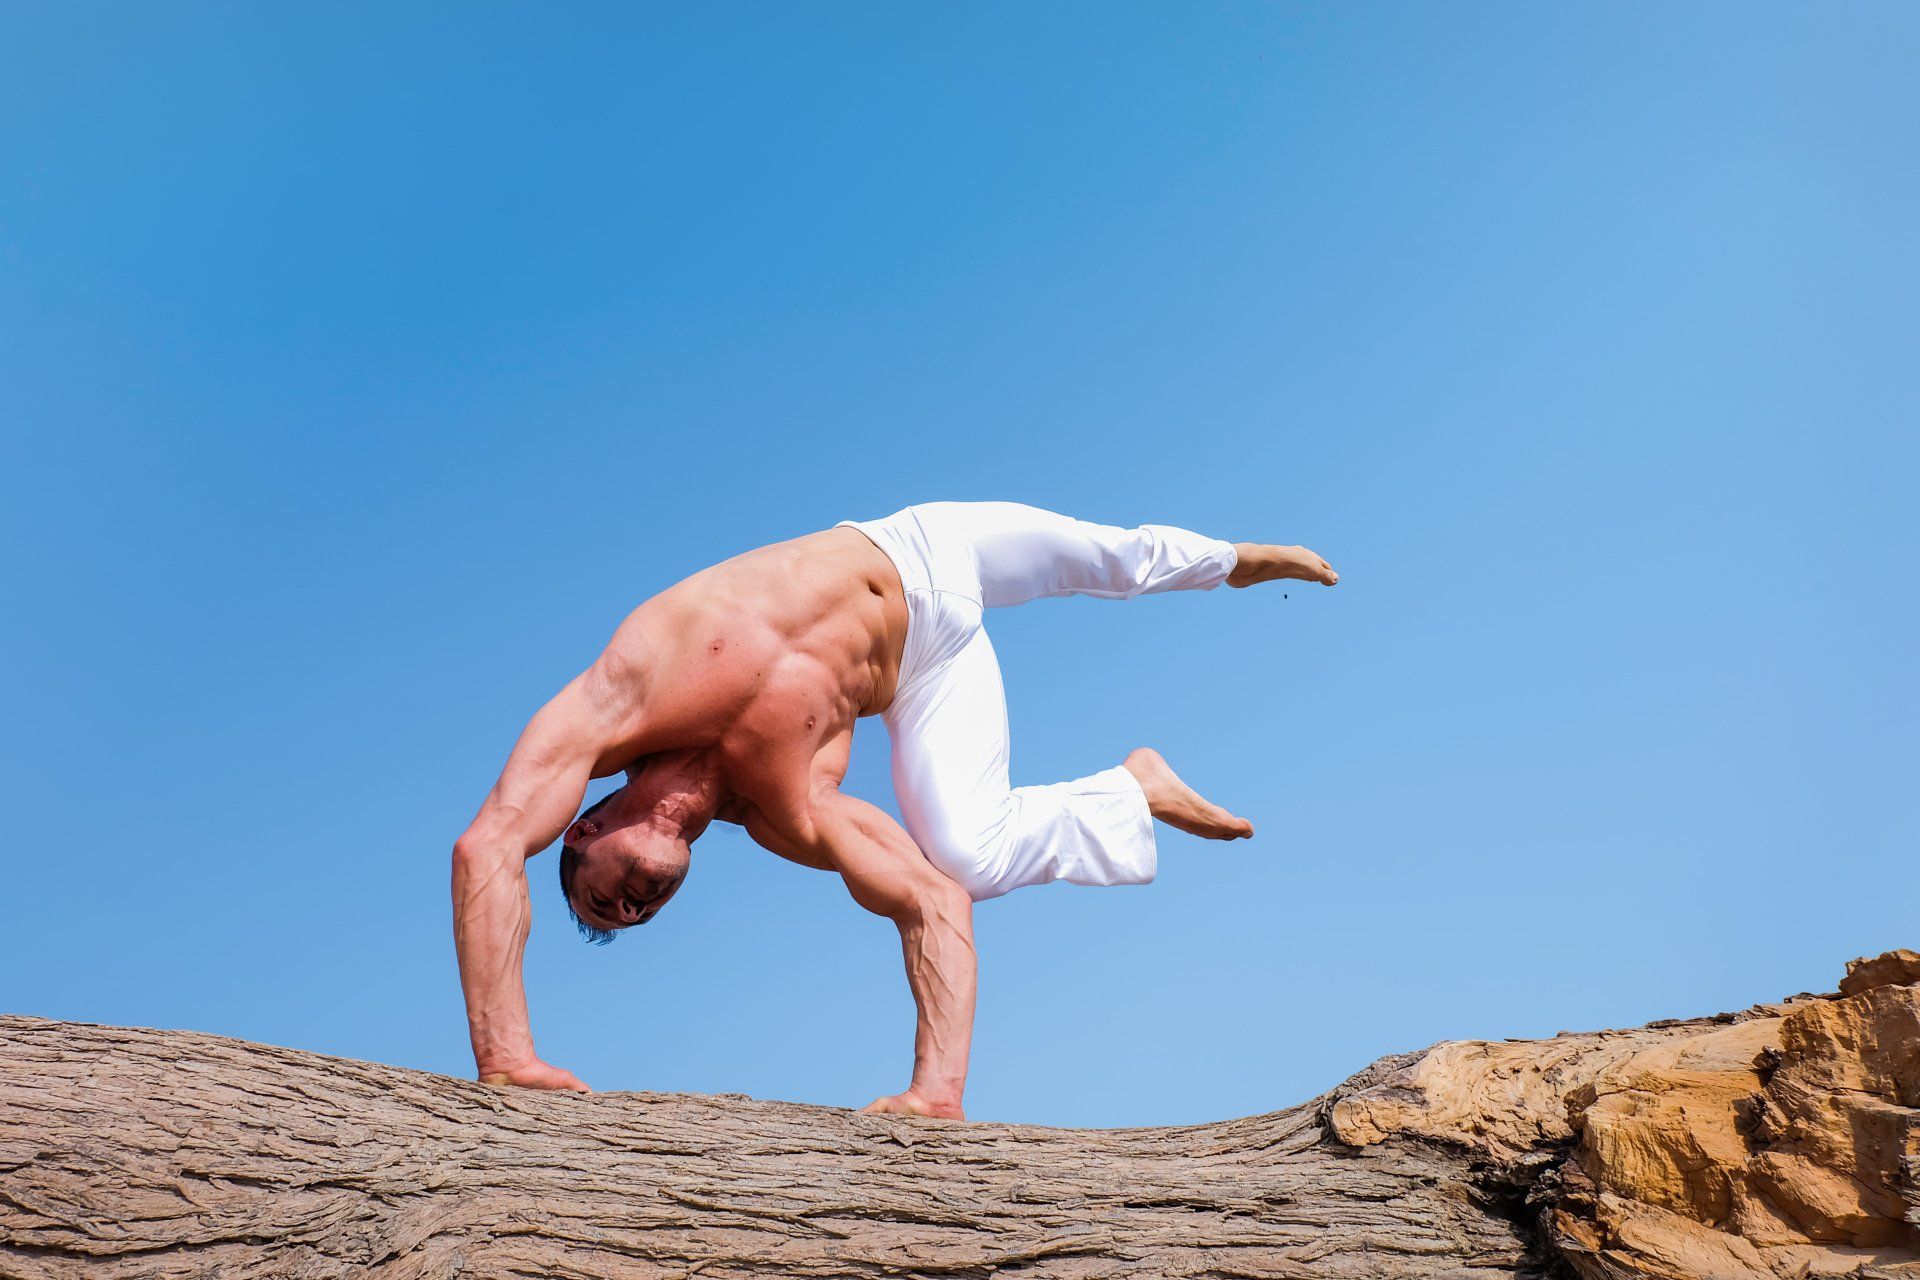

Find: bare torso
<box><xmin>583</xmin><ymin>527</ymin><xmax>907</xmax><ymax>820</ymax></box>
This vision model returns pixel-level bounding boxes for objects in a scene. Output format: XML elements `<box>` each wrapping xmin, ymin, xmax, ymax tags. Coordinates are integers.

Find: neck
<box><xmin>627</xmin><ymin>748</ymin><xmax>724</xmax><ymax>841</ymax></box>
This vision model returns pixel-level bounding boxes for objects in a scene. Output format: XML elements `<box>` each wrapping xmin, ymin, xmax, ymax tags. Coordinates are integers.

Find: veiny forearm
<box><xmin>446</xmin><ymin>676</ymin><xmax>607</xmax><ymax>1084</ymax></box>
<box><xmin>451</xmin><ymin>841</ymin><xmax>537</xmax><ymax>1074</ymax></box>
<box><xmin>792</xmin><ymin>783</ymin><xmax>980</xmax><ymax>1114</ymax></box>
<box><xmin>895</xmin><ymin>889</ymin><xmax>977</xmax><ymax>1106</ymax></box>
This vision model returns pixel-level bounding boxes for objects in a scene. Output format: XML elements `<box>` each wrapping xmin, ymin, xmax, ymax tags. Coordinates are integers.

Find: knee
<box><xmin>916</xmin><ymin>820</ymin><xmax>1005</xmax><ymax>902</ymax></box>
<box><xmin>941</xmin><ymin>864</ymin><xmax>1000</xmax><ymax>903</ymax></box>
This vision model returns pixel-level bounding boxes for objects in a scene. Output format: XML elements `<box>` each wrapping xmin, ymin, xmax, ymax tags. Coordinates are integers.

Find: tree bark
<box><xmin>2</xmin><ymin>952</ymin><xmax>1916</xmax><ymax>1280</ymax></box>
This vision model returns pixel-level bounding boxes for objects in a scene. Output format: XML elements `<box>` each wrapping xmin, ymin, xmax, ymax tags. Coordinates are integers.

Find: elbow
<box><xmin>452</xmin><ymin>834</ymin><xmax>512</xmax><ymax>880</ymax></box>
<box><xmin>451</xmin><ymin>839</ymin><xmax>481</xmax><ymax>896</ymax></box>
<box><xmin>906</xmin><ymin>876</ymin><xmax>974</xmax><ymax>929</ymax></box>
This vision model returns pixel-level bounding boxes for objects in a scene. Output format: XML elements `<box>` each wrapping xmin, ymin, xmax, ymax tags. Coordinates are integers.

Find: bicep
<box><xmin>462</xmin><ymin>677</ymin><xmax>603</xmax><ymax>857</ymax></box>
<box><xmin>741</xmin><ymin>807</ymin><xmax>834</xmax><ymax>871</ymax></box>
<box><xmin>807</xmin><ymin>791</ymin><xmax>948</xmax><ymax>921</ymax></box>
<box><xmin>737</xmin><ymin>731</ymin><xmax>946</xmax><ymax>916</ymax></box>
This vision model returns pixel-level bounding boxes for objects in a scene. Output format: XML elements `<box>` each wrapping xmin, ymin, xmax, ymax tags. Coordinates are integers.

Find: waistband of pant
<box><xmin>835</xmin><ymin>516</ymin><xmax>933</xmax><ymax>594</ymax></box>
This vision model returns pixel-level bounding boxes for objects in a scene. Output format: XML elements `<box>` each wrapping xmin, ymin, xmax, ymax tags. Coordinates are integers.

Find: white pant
<box><xmin>837</xmin><ymin>502</ymin><xmax>1238</xmax><ymax>902</ymax></box>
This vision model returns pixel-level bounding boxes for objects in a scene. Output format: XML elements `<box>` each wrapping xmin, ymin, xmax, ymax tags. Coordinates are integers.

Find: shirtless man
<box><xmin>452</xmin><ymin>502</ymin><xmax>1337</xmax><ymax>1119</ymax></box>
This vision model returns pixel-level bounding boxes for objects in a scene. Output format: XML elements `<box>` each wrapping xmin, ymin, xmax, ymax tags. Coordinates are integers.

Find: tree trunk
<box><xmin>3</xmin><ymin>952</ymin><xmax>1917</xmax><ymax>1280</ymax></box>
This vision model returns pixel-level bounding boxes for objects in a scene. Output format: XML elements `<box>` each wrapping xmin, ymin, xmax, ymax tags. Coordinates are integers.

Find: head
<box><xmin>558</xmin><ymin>785</ymin><xmax>694</xmax><ymax>944</ymax></box>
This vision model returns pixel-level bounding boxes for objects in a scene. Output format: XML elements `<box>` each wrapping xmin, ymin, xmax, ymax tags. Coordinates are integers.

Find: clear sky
<box><xmin>3</xmin><ymin>4</ymin><xmax>1914</xmax><ymax>1128</ymax></box>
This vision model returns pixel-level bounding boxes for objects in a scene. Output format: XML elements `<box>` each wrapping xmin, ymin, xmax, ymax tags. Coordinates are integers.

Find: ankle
<box><xmin>1120</xmin><ymin>749</ymin><xmax>1162</xmax><ymax>802</ymax></box>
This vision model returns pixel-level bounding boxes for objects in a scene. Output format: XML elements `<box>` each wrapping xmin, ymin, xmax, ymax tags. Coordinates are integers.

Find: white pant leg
<box><xmin>883</xmin><ymin>596</ymin><xmax>1156</xmax><ymax>902</ymax></box>
<box><xmin>846</xmin><ymin>502</ymin><xmax>1232</xmax><ymax>901</ymax></box>
<box><xmin>902</xmin><ymin>501</ymin><xmax>1239</xmax><ymax>608</ymax></box>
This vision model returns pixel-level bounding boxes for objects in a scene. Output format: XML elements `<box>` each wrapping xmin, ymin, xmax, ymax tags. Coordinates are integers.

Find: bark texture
<box><xmin>2</xmin><ymin>951</ymin><xmax>1916</xmax><ymax>1280</ymax></box>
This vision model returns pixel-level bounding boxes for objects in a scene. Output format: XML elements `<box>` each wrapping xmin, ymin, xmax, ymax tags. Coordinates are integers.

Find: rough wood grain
<box><xmin>3</xmin><ymin>951</ymin><xmax>1917</xmax><ymax>1279</ymax></box>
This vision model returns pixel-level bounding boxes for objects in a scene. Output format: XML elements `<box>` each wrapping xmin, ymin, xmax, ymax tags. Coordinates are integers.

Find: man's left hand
<box><xmin>861</xmin><ymin>1089</ymin><xmax>965</xmax><ymax>1121</ymax></box>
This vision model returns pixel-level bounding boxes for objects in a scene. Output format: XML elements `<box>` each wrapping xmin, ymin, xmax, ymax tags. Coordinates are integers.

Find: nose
<box><xmin>618</xmin><ymin>898</ymin><xmax>641</xmax><ymax>924</ymax></box>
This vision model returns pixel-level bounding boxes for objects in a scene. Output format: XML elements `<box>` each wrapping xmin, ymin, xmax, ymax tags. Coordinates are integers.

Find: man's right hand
<box><xmin>455</xmin><ymin>675</ymin><xmax>615</xmax><ymax>1102</ymax></box>
<box><xmin>479</xmin><ymin>1058</ymin><xmax>592</xmax><ymax>1093</ymax></box>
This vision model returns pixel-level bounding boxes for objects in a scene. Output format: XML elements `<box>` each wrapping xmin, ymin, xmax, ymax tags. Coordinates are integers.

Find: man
<box><xmin>452</xmin><ymin>502</ymin><xmax>1337</xmax><ymax>1118</ymax></box>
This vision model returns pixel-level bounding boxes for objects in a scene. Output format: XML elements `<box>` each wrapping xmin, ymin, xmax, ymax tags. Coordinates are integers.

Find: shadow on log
<box><xmin>2</xmin><ymin>951</ymin><xmax>1917</xmax><ymax>1279</ymax></box>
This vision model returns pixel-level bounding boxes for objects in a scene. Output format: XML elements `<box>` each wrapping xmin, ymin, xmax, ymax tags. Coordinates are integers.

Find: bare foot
<box><xmin>1227</xmin><ymin>543</ymin><xmax>1338</xmax><ymax>587</ymax></box>
<box><xmin>1122</xmin><ymin>748</ymin><xmax>1254</xmax><ymax>840</ymax></box>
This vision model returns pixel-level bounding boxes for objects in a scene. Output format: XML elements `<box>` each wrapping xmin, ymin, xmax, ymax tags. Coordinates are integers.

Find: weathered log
<box><xmin>2</xmin><ymin>952</ymin><xmax>1916</xmax><ymax>1279</ymax></box>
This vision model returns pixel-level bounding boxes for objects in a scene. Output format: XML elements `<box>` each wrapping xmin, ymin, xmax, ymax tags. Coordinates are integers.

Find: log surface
<box><xmin>3</xmin><ymin>951</ymin><xmax>1918</xmax><ymax>1279</ymax></box>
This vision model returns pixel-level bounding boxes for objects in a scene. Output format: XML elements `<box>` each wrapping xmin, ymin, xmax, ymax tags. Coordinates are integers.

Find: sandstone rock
<box><xmin>1330</xmin><ymin>951</ymin><xmax>1920</xmax><ymax>1277</ymax></box>
<box><xmin>1840</xmin><ymin>950</ymin><xmax>1920</xmax><ymax>998</ymax></box>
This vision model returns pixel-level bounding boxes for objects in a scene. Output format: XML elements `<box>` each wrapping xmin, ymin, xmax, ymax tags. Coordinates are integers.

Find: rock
<box><xmin>1331</xmin><ymin>949</ymin><xmax>1920</xmax><ymax>1278</ymax></box>
<box><xmin>1840</xmin><ymin>950</ymin><xmax>1920</xmax><ymax>998</ymax></box>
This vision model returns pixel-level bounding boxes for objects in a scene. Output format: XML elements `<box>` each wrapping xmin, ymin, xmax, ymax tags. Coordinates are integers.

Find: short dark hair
<box><xmin>559</xmin><ymin>790</ymin><xmax>622</xmax><ymax>945</ymax></box>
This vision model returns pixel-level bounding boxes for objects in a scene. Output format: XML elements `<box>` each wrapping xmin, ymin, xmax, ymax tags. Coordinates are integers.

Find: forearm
<box><xmin>793</xmin><ymin>782</ymin><xmax>980</xmax><ymax>1115</ymax></box>
<box><xmin>451</xmin><ymin>839</ymin><xmax>538</xmax><ymax>1074</ymax></box>
<box><xmin>895</xmin><ymin>887</ymin><xmax>977</xmax><ymax>1106</ymax></box>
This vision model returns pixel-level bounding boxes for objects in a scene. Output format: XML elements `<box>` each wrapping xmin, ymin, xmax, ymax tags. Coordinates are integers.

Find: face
<box><xmin>565</xmin><ymin>793</ymin><xmax>691</xmax><ymax>933</ymax></box>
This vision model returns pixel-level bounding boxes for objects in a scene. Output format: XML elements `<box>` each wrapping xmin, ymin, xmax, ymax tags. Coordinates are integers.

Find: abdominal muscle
<box><xmin>723</xmin><ymin>527</ymin><xmax>908</xmax><ymax>718</ymax></box>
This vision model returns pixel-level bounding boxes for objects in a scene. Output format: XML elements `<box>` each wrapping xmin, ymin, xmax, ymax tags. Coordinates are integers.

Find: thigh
<box><xmin>910</xmin><ymin>501</ymin><xmax>1179</xmax><ymax>609</ymax></box>
<box><xmin>885</xmin><ymin>622</ymin><xmax>1015</xmax><ymax>872</ymax></box>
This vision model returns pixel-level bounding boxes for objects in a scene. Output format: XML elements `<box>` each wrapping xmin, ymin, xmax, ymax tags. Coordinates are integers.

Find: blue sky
<box><xmin>2</xmin><ymin>3</ymin><xmax>1914</xmax><ymax>1128</ymax></box>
